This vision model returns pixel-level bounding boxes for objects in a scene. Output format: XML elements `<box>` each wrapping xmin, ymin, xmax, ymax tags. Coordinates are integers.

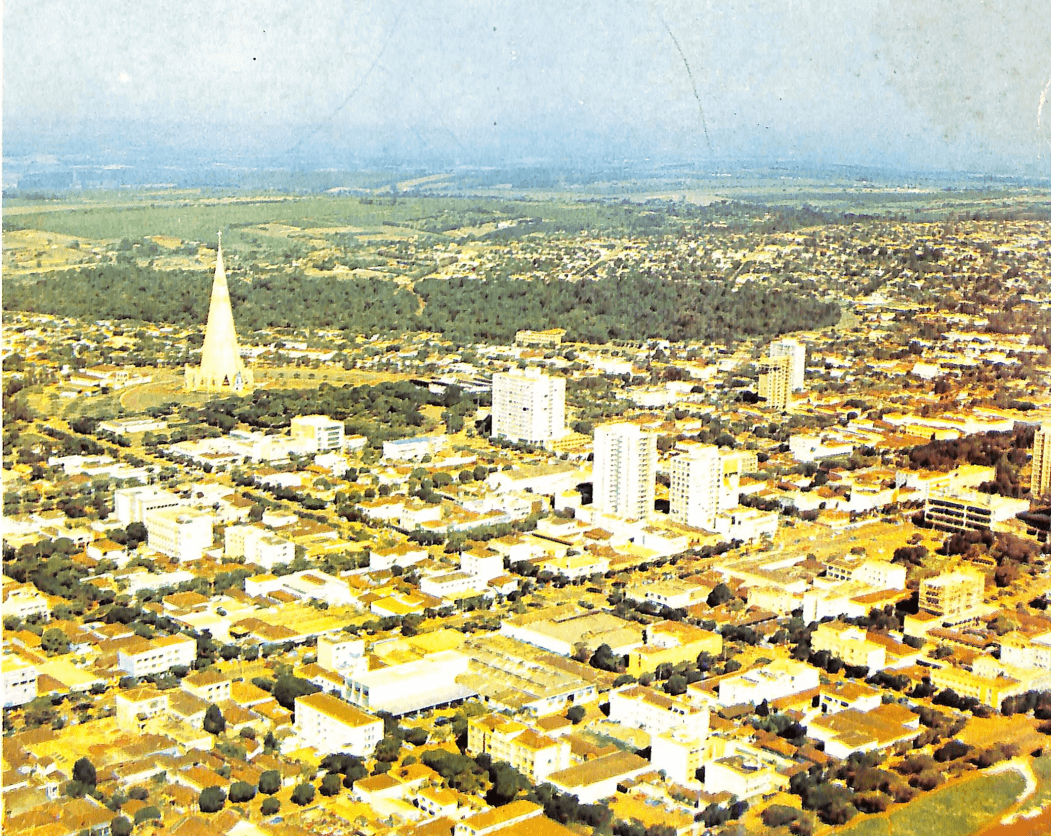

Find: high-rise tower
<box><xmin>492</xmin><ymin>369</ymin><xmax>566</xmax><ymax>446</ymax></box>
<box><xmin>185</xmin><ymin>235</ymin><xmax>253</xmax><ymax>394</ymax></box>
<box><xmin>769</xmin><ymin>338</ymin><xmax>806</xmax><ymax>391</ymax></box>
<box><xmin>1032</xmin><ymin>423</ymin><xmax>1051</xmax><ymax>497</ymax></box>
<box><xmin>592</xmin><ymin>422</ymin><xmax>657</xmax><ymax>521</ymax></box>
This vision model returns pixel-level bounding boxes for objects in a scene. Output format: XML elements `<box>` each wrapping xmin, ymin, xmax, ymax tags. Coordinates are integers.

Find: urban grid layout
<box><xmin>5</xmin><ymin>4</ymin><xmax>1051</xmax><ymax>834</ymax></box>
<box><xmin>6</xmin><ymin>182</ymin><xmax>1051</xmax><ymax>836</ymax></box>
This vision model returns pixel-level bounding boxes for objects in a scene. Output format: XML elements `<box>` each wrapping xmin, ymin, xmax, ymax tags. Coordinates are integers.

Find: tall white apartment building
<box><xmin>224</xmin><ymin>524</ymin><xmax>295</xmax><ymax>570</ymax></box>
<box><xmin>114</xmin><ymin>486</ymin><xmax>181</xmax><ymax>526</ymax></box>
<box><xmin>769</xmin><ymin>337</ymin><xmax>806</xmax><ymax>391</ymax></box>
<box><xmin>593</xmin><ymin>422</ymin><xmax>657</xmax><ymax>521</ymax></box>
<box><xmin>1033</xmin><ymin>423</ymin><xmax>1051</xmax><ymax>497</ymax></box>
<box><xmin>670</xmin><ymin>444</ymin><xmax>722</xmax><ymax>530</ymax></box>
<box><xmin>290</xmin><ymin>415</ymin><xmax>345</xmax><ymax>453</ymax></box>
<box><xmin>758</xmin><ymin>354</ymin><xmax>792</xmax><ymax>411</ymax></box>
<box><xmin>492</xmin><ymin>370</ymin><xmax>566</xmax><ymax>445</ymax></box>
<box><xmin>145</xmin><ymin>507</ymin><xmax>214</xmax><ymax>562</ymax></box>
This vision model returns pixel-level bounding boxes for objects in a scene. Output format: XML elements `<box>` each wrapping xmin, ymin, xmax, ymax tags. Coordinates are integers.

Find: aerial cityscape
<box><xmin>6</xmin><ymin>3</ymin><xmax>1051</xmax><ymax>836</ymax></box>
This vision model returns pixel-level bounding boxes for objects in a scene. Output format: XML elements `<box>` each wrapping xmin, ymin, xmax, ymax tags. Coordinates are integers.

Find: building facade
<box><xmin>757</xmin><ymin>354</ymin><xmax>792</xmax><ymax>411</ymax></box>
<box><xmin>145</xmin><ymin>507</ymin><xmax>215</xmax><ymax>562</ymax></box>
<box><xmin>769</xmin><ymin>337</ymin><xmax>806</xmax><ymax>391</ymax></box>
<box><xmin>117</xmin><ymin>635</ymin><xmax>197</xmax><ymax>677</ymax></box>
<box><xmin>1033</xmin><ymin>423</ymin><xmax>1051</xmax><ymax>497</ymax></box>
<box><xmin>669</xmin><ymin>443</ymin><xmax>722</xmax><ymax>530</ymax></box>
<box><xmin>592</xmin><ymin>422</ymin><xmax>657</xmax><ymax>521</ymax></box>
<box><xmin>294</xmin><ymin>692</ymin><xmax>383</xmax><ymax>756</ymax></box>
<box><xmin>492</xmin><ymin>370</ymin><xmax>566</xmax><ymax>446</ymax></box>
<box><xmin>290</xmin><ymin>415</ymin><xmax>345</xmax><ymax>453</ymax></box>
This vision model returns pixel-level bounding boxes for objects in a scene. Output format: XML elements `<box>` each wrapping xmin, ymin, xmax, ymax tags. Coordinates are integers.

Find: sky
<box><xmin>5</xmin><ymin>0</ymin><xmax>1051</xmax><ymax>174</ymax></box>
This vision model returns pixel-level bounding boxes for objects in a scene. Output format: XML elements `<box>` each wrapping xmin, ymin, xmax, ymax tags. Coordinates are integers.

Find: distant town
<box><xmin>6</xmin><ymin>187</ymin><xmax>1051</xmax><ymax>836</ymax></box>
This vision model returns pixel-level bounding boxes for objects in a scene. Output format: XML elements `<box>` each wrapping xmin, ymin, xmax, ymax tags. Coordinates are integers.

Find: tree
<box><xmin>291</xmin><ymin>782</ymin><xmax>316</xmax><ymax>806</ymax></box>
<box><xmin>567</xmin><ymin>705</ymin><xmax>586</xmax><ymax>724</ymax></box>
<box><xmin>261</xmin><ymin>797</ymin><xmax>280</xmax><ymax>815</ymax></box>
<box><xmin>134</xmin><ymin>806</ymin><xmax>161</xmax><ymax>824</ymax></box>
<box><xmin>374</xmin><ymin>735</ymin><xmax>402</xmax><ymax>762</ymax></box>
<box><xmin>72</xmin><ymin>757</ymin><xmax>97</xmax><ymax>788</ymax></box>
<box><xmin>707</xmin><ymin>583</ymin><xmax>733</xmax><ymax>607</ymax></box>
<box><xmin>665</xmin><ymin>674</ymin><xmax>688</xmax><ymax>696</ymax></box>
<box><xmin>228</xmin><ymin>781</ymin><xmax>256</xmax><ymax>803</ymax></box>
<box><xmin>258</xmin><ymin>770</ymin><xmax>282</xmax><ymax>795</ymax></box>
<box><xmin>199</xmin><ymin>786</ymin><xmax>226</xmax><ymax>813</ymax></box>
<box><xmin>203</xmin><ymin>703</ymin><xmax>226</xmax><ymax>735</ymax></box>
<box><xmin>320</xmin><ymin>773</ymin><xmax>343</xmax><ymax>796</ymax></box>
<box><xmin>41</xmin><ymin>627</ymin><xmax>71</xmax><ymax>656</ymax></box>
<box><xmin>111</xmin><ymin>816</ymin><xmax>133</xmax><ymax>836</ymax></box>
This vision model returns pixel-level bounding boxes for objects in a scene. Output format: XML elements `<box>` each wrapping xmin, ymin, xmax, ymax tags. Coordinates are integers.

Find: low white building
<box><xmin>224</xmin><ymin>524</ymin><xmax>295</xmax><ymax>570</ymax></box>
<box><xmin>117</xmin><ymin>634</ymin><xmax>197</xmax><ymax>677</ymax></box>
<box><xmin>652</xmin><ymin>730</ymin><xmax>706</xmax><ymax>785</ymax></box>
<box><xmin>294</xmin><ymin>692</ymin><xmax>383</xmax><ymax>757</ymax></box>
<box><xmin>383</xmin><ymin>434</ymin><xmax>447</xmax><ymax>461</ymax></box>
<box><xmin>713</xmin><ymin>508</ymin><xmax>779</xmax><ymax>542</ymax></box>
<box><xmin>317</xmin><ymin>634</ymin><xmax>366</xmax><ymax>674</ymax></box>
<box><xmin>608</xmin><ymin>685</ymin><xmax>709</xmax><ymax>740</ymax></box>
<box><xmin>2</xmin><ymin>654</ymin><xmax>37</xmax><ymax>707</ymax></box>
<box><xmin>718</xmin><ymin>659</ymin><xmax>819</xmax><ymax>707</ymax></box>
<box><xmin>344</xmin><ymin>650</ymin><xmax>475</xmax><ymax>715</ymax></box>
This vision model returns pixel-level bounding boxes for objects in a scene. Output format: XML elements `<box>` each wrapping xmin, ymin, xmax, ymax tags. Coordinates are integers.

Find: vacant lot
<box><xmin>838</xmin><ymin>768</ymin><xmax>1027</xmax><ymax>836</ymax></box>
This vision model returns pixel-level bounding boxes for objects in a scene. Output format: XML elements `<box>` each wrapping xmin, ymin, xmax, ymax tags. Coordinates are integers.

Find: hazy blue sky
<box><xmin>6</xmin><ymin>0</ymin><xmax>1051</xmax><ymax>172</ymax></box>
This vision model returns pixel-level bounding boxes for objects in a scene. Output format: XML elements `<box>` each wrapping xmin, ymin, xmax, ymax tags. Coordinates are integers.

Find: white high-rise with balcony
<box><xmin>670</xmin><ymin>443</ymin><xmax>722</xmax><ymax>530</ymax></box>
<box><xmin>492</xmin><ymin>369</ymin><xmax>566</xmax><ymax>445</ymax></box>
<box><xmin>769</xmin><ymin>338</ymin><xmax>806</xmax><ymax>392</ymax></box>
<box><xmin>593</xmin><ymin>422</ymin><xmax>657</xmax><ymax>521</ymax></box>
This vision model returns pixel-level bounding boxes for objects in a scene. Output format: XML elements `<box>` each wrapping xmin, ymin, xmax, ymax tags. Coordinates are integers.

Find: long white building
<box><xmin>593</xmin><ymin>422</ymin><xmax>657</xmax><ymax>521</ymax></box>
<box><xmin>492</xmin><ymin>370</ymin><xmax>566</xmax><ymax>445</ymax></box>
<box><xmin>114</xmin><ymin>486</ymin><xmax>181</xmax><ymax>526</ymax></box>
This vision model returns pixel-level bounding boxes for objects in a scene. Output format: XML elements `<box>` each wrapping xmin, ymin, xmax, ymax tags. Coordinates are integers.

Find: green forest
<box><xmin>5</xmin><ymin>264</ymin><xmax>839</xmax><ymax>344</ymax></box>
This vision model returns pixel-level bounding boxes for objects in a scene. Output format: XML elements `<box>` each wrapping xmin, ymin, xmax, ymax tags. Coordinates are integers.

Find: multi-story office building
<box><xmin>592</xmin><ymin>422</ymin><xmax>657</xmax><ymax>521</ymax></box>
<box><xmin>919</xmin><ymin>569</ymin><xmax>985</xmax><ymax>624</ymax></box>
<box><xmin>224</xmin><ymin>524</ymin><xmax>294</xmax><ymax>570</ymax></box>
<box><xmin>1032</xmin><ymin>423</ymin><xmax>1051</xmax><ymax>497</ymax></box>
<box><xmin>492</xmin><ymin>370</ymin><xmax>566</xmax><ymax>445</ymax></box>
<box><xmin>114</xmin><ymin>486</ymin><xmax>181</xmax><ymax>526</ymax></box>
<box><xmin>117</xmin><ymin>635</ymin><xmax>197</xmax><ymax>677</ymax></box>
<box><xmin>2</xmin><ymin>655</ymin><xmax>37</xmax><ymax>708</ymax></box>
<box><xmin>769</xmin><ymin>337</ymin><xmax>806</xmax><ymax>391</ymax></box>
<box><xmin>290</xmin><ymin>414</ymin><xmax>345</xmax><ymax>453</ymax></box>
<box><xmin>670</xmin><ymin>443</ymin><xmax>722</xmax><ymax>530</ymax></box>
<box><xmin>145</xmin><ymin>507</ymin><xmax>215</xmax><ymax>562</ymax></box>
<box><xmin>294</xmin><ymin>692</ymin><xmax>383</xmax><ymax>757</ymax></box>
<box><xmin>757</xmin><ymin>354</ymin><xmax>792</xmax><ymax>411</ymax></box>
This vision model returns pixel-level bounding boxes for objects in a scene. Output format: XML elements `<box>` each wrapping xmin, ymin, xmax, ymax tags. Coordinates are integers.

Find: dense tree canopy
<box><xmin>7</xmin><ymin>262</ymin><xmax>837</xmax><ymax>345</ymax></box>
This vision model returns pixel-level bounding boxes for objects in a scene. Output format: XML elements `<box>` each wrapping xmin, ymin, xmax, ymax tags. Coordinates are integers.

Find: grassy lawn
<box><xmin>837</xmin><ymin>769</ymin><xmax>1026</xmax><ymax>836</ymax></box>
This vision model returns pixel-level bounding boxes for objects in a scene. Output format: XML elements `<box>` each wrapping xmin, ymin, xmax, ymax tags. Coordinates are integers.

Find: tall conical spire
<box><xmin>185</xmin><ymin>234</ymin><xmax>253</xmax><ymax>394</ymax></box>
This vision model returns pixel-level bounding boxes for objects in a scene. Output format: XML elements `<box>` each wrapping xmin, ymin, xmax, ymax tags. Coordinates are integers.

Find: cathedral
<box><xmin>185</xmin><ymin>235</ymin><xmax>254</xmax><ymax>394</ymax></box>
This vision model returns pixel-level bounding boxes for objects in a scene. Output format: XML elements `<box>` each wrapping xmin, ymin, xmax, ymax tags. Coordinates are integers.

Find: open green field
<box><xmin>836</xmin><ymin>768</ymin><xmax>1028</xmax><ymax>836</ymax></box>
<box><xmin>1</xmin><ymin>192</ymin><xmax>666</xmax><ymax>244</ymax></box>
